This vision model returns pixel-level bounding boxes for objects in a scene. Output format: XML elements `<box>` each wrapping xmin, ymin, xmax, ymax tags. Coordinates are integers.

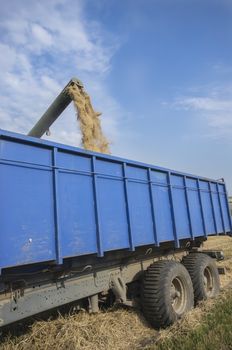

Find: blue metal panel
<box><xmin>150</xmin><ymin>170</ymin><xmax>168</xmax><ymax>184</ymax></box>
<box><xmin>171</xmin><ymin>175</ymin><xmax>191</xmax><ymax>240</ymax></box>
<box><xmin>127</xmin><ymin>165</ymin><xmax>148</xmax><ymax>181</ymax></box>
<box><xmin>57</xmin><ymin>151</ymin><xmax>92</xmax><ymax>172</ymax></box>
<box><xmin>96</xmin><ymin>159</ymin><xmax>123</xmax><ymax>177</ymax></box>
<box><xmin>149</xmin><ymin>170</ymin><xmax>174</xmax><ymax>243</ymax></box>
<box><xmin>0</xmin><ymin>128</ymin><xmax>231</xmax><ymax>271</ymax></box>
<box><xmin>201</xmin><ymin>191</ymin><xmax>215</xmax><ymax>234</ymax></box>
<box><xmin>0</xmin><ymin>163</ymin><xmax>56</xmax><ymax>268</ymax></box>
<box><xmin>0</xmin><ymin>139</ymin><xmax>52</xmax><ymax>166</ymax></box>
<box><xmin>151</xmin><ymin>184</ymin><xmax>174</xmax><ymax>243</ymax></box>
<box><xmin>218</xmin><ymin>184</ymin><xmax>231</xmax><ymax>232</ymax></box>
<box><xmin>172</xmin><ymin>188</ymin><xmax>191</xmax><ymax>239</ymax></box>
<box><xmin>210</xmin><ymin>183</ymin><xmax>223</xmax><ymax>233</ymax></box>
<box><xmin>186</xmin><ymin>179</ymin><xmax>204</xmax><ymax>237</ymax></box>
<box><xmin>97</xmin><ymin>176</ymin><xmax>129</xmax><ymax>251</ymax></box>
<box><xmin>127</xmin><ymin>181</ymin><xmax>154</xmax><ymax>246</ymax></box>
<box><xmin>58</xmin><ymin>171</ymin><xmax>97</xmax><ymax>258</ymax></box>
<box><xmin>199</xmin><ymin>181</ymin><xmax>215</xmax><ymax>234</ymax></box>
<box><xmin>212</xmin><ymin>192</ymin><xmax>223</xmax><ymax>233</ymax></box>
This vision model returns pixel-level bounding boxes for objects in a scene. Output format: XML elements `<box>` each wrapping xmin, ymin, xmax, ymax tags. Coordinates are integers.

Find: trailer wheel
<box><xmin>141</xmin><ymin>260</ymin><xmax>194</xmax><ymax>329</ymax></box>
<box><xmin>182</xmin><ymin>253</ymin><xmax>220</xmax><ymax>304</ymax></box>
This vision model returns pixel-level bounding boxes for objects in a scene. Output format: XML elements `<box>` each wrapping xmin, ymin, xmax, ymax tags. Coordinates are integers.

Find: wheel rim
<box><xmin>203</xmin><ymin>266</ymin><xmax>214</xmax><ymax>297</ymax></box>
<box><xmin>170</xmin><ymin>277</ymin><xmax>186</xmax><ymax>315</ymax></box>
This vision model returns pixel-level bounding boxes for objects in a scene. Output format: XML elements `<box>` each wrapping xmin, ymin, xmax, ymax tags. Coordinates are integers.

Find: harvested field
<box><xmin>1</xmin><ymin>235</ymin><xmax>232</xmax><ymax>350</ymax></box>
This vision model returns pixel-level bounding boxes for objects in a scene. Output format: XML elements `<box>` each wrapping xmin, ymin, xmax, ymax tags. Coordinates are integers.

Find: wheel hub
<box><xmin>203</xmin><ymin>266</ymin><xmax>213</xmax><ymax>297</ymax></box>
<box><xmin>170</xmin><ymin>277</ymin><xmax>186</xmax><ymax>315</ymax></box>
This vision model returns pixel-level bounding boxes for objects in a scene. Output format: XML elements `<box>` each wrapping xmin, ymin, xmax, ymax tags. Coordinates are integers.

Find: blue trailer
<box><xmin>0</xmin><ymin>79</ymin><xmax>231</xmax><ymax>328</ymax></box>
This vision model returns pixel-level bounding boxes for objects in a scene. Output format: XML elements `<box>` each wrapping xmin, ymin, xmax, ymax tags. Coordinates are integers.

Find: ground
<box><xmin>0</xmin><ymin>236</ymin><xmax>232</xmax><ymax>350</ymax></box>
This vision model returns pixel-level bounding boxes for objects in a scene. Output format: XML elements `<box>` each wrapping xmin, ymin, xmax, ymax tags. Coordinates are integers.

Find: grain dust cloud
<box><xmin>67</xmin><ymin>83</ymin><xmax>110</xmax><ymax>154</ymax></box>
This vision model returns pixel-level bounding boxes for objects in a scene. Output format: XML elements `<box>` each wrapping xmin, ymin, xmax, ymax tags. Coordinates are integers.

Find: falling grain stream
<box><xmin>67</xmin><ymin>84</ymin><xmax>110</xmax><ymax>154</ymax></box>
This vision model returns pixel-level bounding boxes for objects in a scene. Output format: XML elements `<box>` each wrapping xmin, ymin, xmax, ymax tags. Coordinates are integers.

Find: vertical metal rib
<box><xmin>167</xmin><ymin>172</ymin><xmax>179</xmax><ymax>248</ymax></box>
<box><xmin>183</xmin><ymin>176</ymin><xmax>194</xmax><ymax>240</ymax></box>
<box><xmin>209</xmin><ymin>183</ymin><xmax>218</xmax><ymax>234</ymax></box>
<box><xmin>123</xmin><ymin>163</ymin><xmax>134</xmax><ymax>251</ymax></box>
<box><xmin>147</xmin><ymin>168</ymin><xmax>158</xmax><ymax>245</ymax></box>
<box><xmin>53</xmin><ymin>147</ymin><xmax>62</xmax><ymax>264</ymax></box>
<box><xmin>92</xmin><ymin>156</ymin><xmax>103</xmax><ymax>257</ymax></box>
<box><xmin>197</xmin><ymin>179</ymin><xmax>207</xmax><ymax>237</ymax></box>
<box><xmin>217</xmin><ymin>183</ymin><xmax>226</xmax><ymax>233</ymax></box>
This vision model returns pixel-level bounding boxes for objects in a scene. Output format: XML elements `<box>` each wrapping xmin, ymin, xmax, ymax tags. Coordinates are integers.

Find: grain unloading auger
<box><xmin>28</xmin><ymin>77</ymin><xmax>110</xmax><ymax>153</ymax></box>
<box><xmin>28</xmin><ymin>77</ymin><xmax>83</xmax><ymax>138</ymax></box>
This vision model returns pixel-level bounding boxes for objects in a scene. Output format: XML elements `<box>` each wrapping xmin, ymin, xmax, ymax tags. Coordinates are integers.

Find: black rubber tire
<box><xmin>141</xmin><ymin>260</ymin><xmax>194</xmax><ymax>329</ymax></box>
<box><xmin>182</xmin><ymin>253</ymin><xmax>220</xmax><ymax>305</ymax></box>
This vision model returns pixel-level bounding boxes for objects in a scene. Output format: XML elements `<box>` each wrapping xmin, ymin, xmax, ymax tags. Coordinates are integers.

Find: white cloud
<box><xmin>175</xmin><ymin>96</ymin><xmax>232</xmax><ymax>112</ymax></box>
<box><xmin>31</xmin><ymin>24</ymin><xmax>53</xmax><ymax>47</ymax></box>
<box><xmin>0</xmin><ymin>0</ymin><xmax>121</xmax><ymax>148</ymax></box>
<box><xmin>174</xmin><ymin>90</ymin><xmax>232</xmax><ymax>139</ymax></box>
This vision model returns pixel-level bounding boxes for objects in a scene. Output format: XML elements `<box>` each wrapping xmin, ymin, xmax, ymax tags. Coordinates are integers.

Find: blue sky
<box><xmin>0</xmin><ymin>0</ymin><xmax>232</xmax><ymax>193</ymax></box>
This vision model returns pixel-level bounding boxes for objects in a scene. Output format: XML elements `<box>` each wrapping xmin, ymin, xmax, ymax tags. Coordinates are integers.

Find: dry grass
<box><xmin>1</xmin><ymin>235</ymin><xmax>232</xmax><ymax>350</ymax></box>
<box><xmin>0</xmin><ymin>308</ymin><xmax>156</xmax><ymax>350</ymax></box>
